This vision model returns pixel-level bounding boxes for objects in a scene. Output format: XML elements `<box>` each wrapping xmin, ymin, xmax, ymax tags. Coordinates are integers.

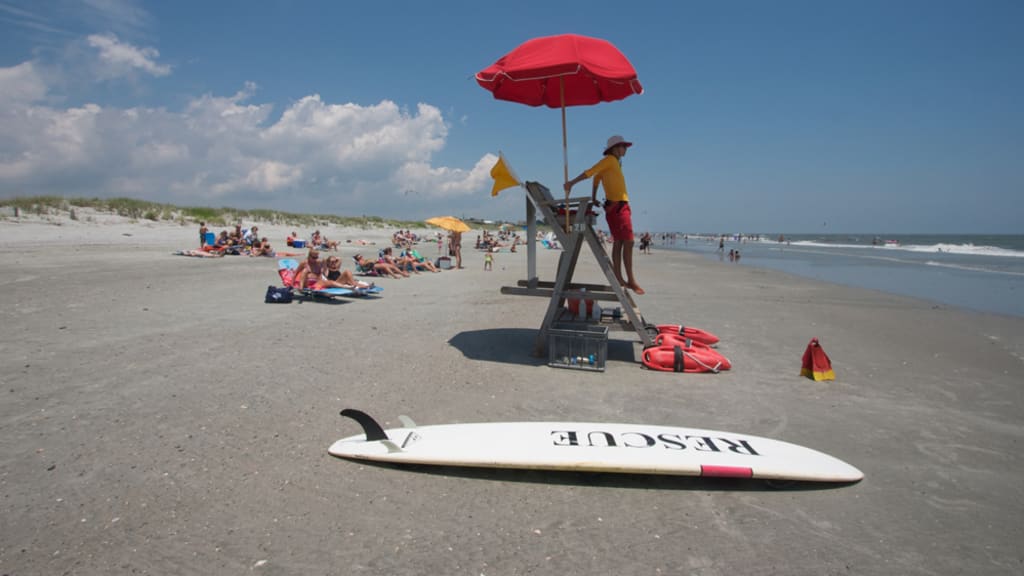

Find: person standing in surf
<box><xmin>564</xmin><ymin>135</ymin><xmax>644</xmax><ymax>295</ymax></box>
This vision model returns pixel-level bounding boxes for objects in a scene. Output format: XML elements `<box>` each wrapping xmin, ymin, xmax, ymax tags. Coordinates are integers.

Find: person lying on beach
<box><xmin>317</xmin><ymin>255</ymin><xmax>374</xmax><ymax>289</ymax></box>
<box><xmin>354</xmin><ymin>253</ymin><xmax>406</xmax><ymax>279</ymax></box>
<box><xmin>175</xmin><ymin>249</ymin><xmax>224</xmax><ymax>258</ymax></box>
<box><xmin>293</xmin><ymin>249</ymin><xmax>325</xmax><ymax>288</ymax></box>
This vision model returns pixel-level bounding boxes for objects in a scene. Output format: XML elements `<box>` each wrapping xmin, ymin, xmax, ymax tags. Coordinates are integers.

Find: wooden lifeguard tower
<box><xmin>501</xmin><ymin>181</ymin><xmax>654</xmax><ymax>357</ymax></box>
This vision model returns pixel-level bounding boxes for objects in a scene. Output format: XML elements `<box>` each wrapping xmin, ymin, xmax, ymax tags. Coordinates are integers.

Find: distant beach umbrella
<box><xmin>425</xmin><ymin>216</ymin><xmax>471</xmax><ymax>233</ymax></box>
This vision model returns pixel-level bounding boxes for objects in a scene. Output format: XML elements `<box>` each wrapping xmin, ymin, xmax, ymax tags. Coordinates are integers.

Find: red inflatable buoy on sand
<box><xmin>642</xmin><ymin>343</ymin><xmax>731</xmax><ymax>373</ymax></box>
<box><xmin>653</xmin><ymin>333</ymin><xmax>713</xmax><ymax>348</ymax></box>
<box><xmin>656</xmin><ymin>324</ymin><xmax>720</xmax><ymax>347</ymax></box>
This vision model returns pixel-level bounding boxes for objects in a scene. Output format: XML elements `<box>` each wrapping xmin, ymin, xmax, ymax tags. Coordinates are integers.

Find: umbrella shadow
<box><xmin>448</xmin><ymin>328</ymin><xmax>638</xmax><ymax>367</ymax></box>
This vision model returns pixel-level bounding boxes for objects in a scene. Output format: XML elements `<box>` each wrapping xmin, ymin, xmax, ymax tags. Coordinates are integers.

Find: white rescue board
<box><xmin>328</xmin><ymin>409</ymin><xmax>863</xmax><ymax>483</ymax></box>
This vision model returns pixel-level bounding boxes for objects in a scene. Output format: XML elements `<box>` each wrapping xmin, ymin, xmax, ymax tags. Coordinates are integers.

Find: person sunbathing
<box><xmin>317</xmin><ymin>256</ymin><xmax>373</xmax><ymax>289</ymax></box>
<box><xmin>250</xmin><ymin>237</ymin><xmax>275</xmax><ymax>257</ymax></box>
<box><xmin>404</xmin><ymin>248</ymin><xmax>440</xmax><ymax>272</ymax></box>
<box><xmin>354</xmin><ymin>253</ymin><xmax>406</xmax><ymax>279</ymax></box>
<box><xmin>175</xmin><ymin>248</ymin><xmax>223</xmax><ymax>258</ymax></box>
<box><xmin>293</xmin><ymin>249</ymin><xmax>325</xmax><ymax>288</ymax></box>
<box><xmin>381</xmin><ymin>247</ymin><xmax>420</xmax><ymax>274</ymax></box>
<box><xmin>311</xmin><ymin>230</ymin><xmax>339</xmax><ymax>251</ymax></box>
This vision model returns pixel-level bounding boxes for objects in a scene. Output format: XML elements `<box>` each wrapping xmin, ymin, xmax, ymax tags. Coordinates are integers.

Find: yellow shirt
<box><xmin>585</xmin><ymin>155</ymin><xmax>628</xmax><ymax>203</ymax></box>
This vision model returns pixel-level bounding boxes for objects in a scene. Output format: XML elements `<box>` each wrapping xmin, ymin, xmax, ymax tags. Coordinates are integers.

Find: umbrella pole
<box><xmin>560</xmin><ymin>77</ymin><xmax>569</xmax><ymax>231</ymax></box>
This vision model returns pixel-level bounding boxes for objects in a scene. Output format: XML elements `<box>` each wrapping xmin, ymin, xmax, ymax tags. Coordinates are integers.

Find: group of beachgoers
<box><xmin>475</xmin><ymin>229</ymin><xmax>521</xmax><ymax>252</ymax></box>
<box><xmin>291</xmin><ymin>249</ymin><xmax>375</xmax><ymax>291</ymax></box>
<box><xmin>182</xmin><ymin>220</ymin><xmax>497</xmax><ymax>281</ymax></box>
<box><xmin>286</xmin><ymin>229</ymin><xmax>339</xmax><ymax>251</ymax></box>
<box><xmin>178</xmin><ymin>222</ymin><xmax>274</xmax><ymax>258</ymax></box>
<box><xmin>392</xmin><ymin>229</ymin><xmax>424</xmax><ymax>247</ymax></box>
<box><xmin>289</xmin><ymin>227</ymin><xmax>462</xmax><ymax>287</ymax></box>
<box><xmin>350</xmin><ymin>245</ymin><xmax>444</xmax><ymax>279</ymax></box>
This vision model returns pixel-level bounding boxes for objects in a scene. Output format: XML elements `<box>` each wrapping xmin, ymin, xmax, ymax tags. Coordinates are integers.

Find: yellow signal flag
<box><xmin>490</xmin><ymin>152</ymin><xmax>521</xmax><ymax>196</ymax></box>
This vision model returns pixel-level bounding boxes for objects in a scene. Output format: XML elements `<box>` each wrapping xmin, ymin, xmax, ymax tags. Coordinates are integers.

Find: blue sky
<box><xmin>1</xmin><ymin>0</ymin><xmax>1021</xmax><ymax>233</ymax></box>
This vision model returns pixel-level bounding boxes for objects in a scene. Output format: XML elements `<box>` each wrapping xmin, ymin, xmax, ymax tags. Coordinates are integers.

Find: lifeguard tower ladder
<box><xmin>501</xmin><ymin>181</ymin><xmax>654</xmax><ymax>356</ymax></box>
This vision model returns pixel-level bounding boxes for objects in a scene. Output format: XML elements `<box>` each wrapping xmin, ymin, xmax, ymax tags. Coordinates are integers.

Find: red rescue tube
<box><xmin>656</xmin><ymin>324</ymin><xmax>720</xmax><ymax>346</ymax></box>
<box><xmin>653</xmin><ymin>333</ymin><xmax>713</xmax><ymax>349</ymax></box>
<box><xmin>641</xmin><ymin>344</ymin><xmax>731</xmax><ymax>373</ymax></box>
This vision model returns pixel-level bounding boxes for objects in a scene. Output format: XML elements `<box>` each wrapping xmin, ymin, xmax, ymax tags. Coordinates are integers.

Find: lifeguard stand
<box><xmin>501</xmin><ymin>181</ymin><xmax>654</xmax><ymax>357</ymax></box>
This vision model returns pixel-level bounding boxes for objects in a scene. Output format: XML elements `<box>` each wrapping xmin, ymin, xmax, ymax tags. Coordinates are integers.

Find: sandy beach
<box><xmin>1</xmin><ymin>214</ymin><xmax>1022</xmax><ymax>575</ymax></box>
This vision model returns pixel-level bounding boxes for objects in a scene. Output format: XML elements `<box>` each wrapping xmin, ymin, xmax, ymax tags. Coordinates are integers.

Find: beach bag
<box><xmin>265</xmin><ymin>285</ymin><xmax>293</xmax><ymax>304</ymax></box>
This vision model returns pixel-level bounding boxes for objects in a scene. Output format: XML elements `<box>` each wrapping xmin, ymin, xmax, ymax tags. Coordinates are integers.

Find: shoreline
<box><xmin>2</xmin><ymin>216</ymin><xmax>1022</xmax><ymax>575</ymax></box>
<box><xmin>662</xmin><ymin>237</ymin><xmax>1024</xmax><ymax>319</ymax></box>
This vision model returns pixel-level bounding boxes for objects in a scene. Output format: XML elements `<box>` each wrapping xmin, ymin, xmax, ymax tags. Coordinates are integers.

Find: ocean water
<box><xmin>661</xmin><ymin>234</ymin><xmax>1024</xmax><ymax>318</ymax></box>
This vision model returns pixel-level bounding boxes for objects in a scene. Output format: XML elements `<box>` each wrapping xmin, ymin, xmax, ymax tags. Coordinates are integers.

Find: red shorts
<box><xmin>605</xmin><ymin>201</ymin><xmax>634</xmax><ymax>242</ymax></box>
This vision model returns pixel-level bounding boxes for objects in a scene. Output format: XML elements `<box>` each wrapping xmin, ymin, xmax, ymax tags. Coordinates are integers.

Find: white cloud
<box><xmin>394</xmin><ymin>155</ymin><xmax>497</xmax><ymax>197</ymax></box>
<box><xmin>81</xmin><ymin>0</ymin><xmax>152</xmax><ymax>36</ymax></box>
<box><xmin>0</xmin><ymin>56</ymin><xmax>496</xmax><ymax>219</ymax></box>
<box><xmin>87</xmin><ymin>33</ymin><xmax>171</xmax><ymax>78</ymax></box>
<box><xmin>0</xmin><ymin>61</ymin><xmax>47</xmax><ymax>103</ymax></box>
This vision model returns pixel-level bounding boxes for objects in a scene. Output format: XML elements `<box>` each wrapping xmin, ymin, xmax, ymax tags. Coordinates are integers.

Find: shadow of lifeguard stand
<box><xmin>501</xmin><ymin>181</ymin><xmax>654</xmax><ymax>357</ymax></box>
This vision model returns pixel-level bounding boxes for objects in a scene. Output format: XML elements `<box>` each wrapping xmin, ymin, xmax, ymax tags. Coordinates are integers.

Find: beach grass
<box><xmin>1</xmin><ymin>195</ymin><xmax>546</xmax><ymax>235</ymax></box>
<box><xmin>0</xmin><ymin>195</ymin><xmax>486</xmax><ymax>230</ymax></box>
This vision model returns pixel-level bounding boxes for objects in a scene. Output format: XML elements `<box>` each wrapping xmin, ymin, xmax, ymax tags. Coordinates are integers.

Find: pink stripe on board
<box><xmin>700</xmin><ymin>465</ymin><xmax>753</xmax><ymax>478</ymax></box>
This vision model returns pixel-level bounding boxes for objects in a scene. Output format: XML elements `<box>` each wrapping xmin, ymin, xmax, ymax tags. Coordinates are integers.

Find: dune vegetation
<box><xmin>0</xmin><ymin>195</ymin><xmax>449</xmax><ymax>230</ymax></box>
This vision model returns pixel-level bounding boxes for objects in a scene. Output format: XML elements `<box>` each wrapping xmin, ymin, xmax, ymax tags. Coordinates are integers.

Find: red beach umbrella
<box><xmin>476</xmin><ymin>34</ymin><xmax>642</xmax><ymax>213</ymax></box>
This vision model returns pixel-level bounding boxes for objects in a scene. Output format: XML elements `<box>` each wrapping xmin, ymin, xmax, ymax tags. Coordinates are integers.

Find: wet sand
<box><xmin>1</xmin><ymin>215</ymin><xmax>1022</xmax><ymax>575</ymax></box>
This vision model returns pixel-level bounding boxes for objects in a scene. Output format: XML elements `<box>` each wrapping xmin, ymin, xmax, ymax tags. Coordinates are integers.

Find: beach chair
<box><xmin>277</xmin><ymin>259</ymin><xmax>381</xmax><ymax>301</ymax></box>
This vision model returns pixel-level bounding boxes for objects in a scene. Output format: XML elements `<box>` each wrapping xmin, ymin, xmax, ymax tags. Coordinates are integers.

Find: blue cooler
<box><xmin>293</xmin><ymin>239</ymin><xmax>306</xmax><ymax>248</ymax></box>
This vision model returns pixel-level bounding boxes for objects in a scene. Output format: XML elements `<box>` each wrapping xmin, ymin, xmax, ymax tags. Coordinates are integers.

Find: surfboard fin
<box><xmin>380</xmin><ymin>440</ymin><xmax>403</xmax><ymax>453</ymax></box>
<box><xmin>340</xmin><ymin>408</ymin><xmax>389</xmax><ymax>441</ymax></box>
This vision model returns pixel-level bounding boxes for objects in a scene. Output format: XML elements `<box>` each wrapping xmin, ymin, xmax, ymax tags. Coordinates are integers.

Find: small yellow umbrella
<box><xmin>425</xmin><ymin>216</ymin><xmax>471</xmax><ymax>233</ymax></box>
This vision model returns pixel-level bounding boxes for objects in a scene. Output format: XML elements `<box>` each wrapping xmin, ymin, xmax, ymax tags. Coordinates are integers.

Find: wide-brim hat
<box><xmin>604</xmin><ymin>134</ymin><xmax>633</xmax><ymax>154</ymax></box>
